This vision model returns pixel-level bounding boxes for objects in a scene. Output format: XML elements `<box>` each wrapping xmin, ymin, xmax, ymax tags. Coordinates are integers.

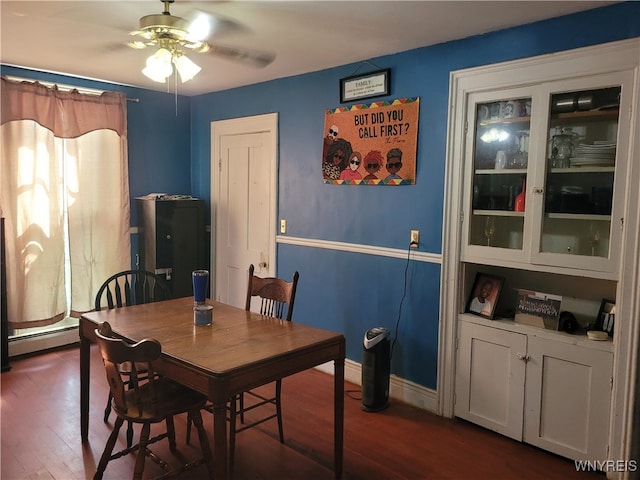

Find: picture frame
<box><xmin>596</xmin><ymin>298</ymin><xmax>615</xmax><ymax>337</ymax></box>
<box><xmin>466</xmin><ymin>273</ymin><xmax>504</xmax><ymax>319</ymax></box>
<box><xmin>340</xmin><ymin>68</ymin><xmax>390</xmax><ymax>103</ymax></box>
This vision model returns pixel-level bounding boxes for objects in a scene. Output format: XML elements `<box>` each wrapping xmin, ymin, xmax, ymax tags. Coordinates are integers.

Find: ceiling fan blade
<box><xmin>102</xmin><ymin>41</ymin><xmax>138</xmax><ymax>54</ymax></box>
<box><xmin>208</xmin><ymin>44</ymin><xmax>275</xmax><ymax>68</ymax></box>
<box><xmin>182</xmin><ymin>9</ymin><xmax>246</xmax><ymax>41</ymax></box>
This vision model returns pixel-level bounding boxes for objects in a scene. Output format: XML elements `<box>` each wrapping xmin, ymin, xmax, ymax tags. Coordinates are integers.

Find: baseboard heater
<box><xmin>8</xmin><ymin>326</ymin><xmax>79</xmax><ymax>358</ymax></box>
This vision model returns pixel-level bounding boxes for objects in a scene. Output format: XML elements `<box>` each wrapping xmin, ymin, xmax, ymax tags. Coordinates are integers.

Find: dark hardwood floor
<box><xmin>1</xmin><ymin>344</ymin><xmax>603</xmax><ymax>479</ymax></box>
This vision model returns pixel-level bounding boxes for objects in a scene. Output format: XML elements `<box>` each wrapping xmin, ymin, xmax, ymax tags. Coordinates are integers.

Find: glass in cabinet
<box><xmin>538</xmin><ymin>86</ymin><xmax>620</xmax><ymax>259</ymax></box>
<box><xmin>468</xmin><ymin>92</ymin><xmax>532</xmax><ymax>252</ymax></box>
<box><xmin>463</xmin><ymin>71</ymin><xmax>631</xmax><ymax>277</ymax></box>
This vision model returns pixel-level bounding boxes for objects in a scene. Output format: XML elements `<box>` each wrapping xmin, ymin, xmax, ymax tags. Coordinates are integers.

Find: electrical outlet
<box><xmin>280</xmin><ymin>219</ymin><xmax>287</xmax><ymax>234</ymax></box>
<box><xmin>410</xmin><ymin>230</ymin><xmax>419</xmax><ymax>248</ymax></box>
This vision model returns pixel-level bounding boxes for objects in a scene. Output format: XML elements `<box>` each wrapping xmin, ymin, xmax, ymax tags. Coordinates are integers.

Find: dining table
<box><xmin>79</xmin><ymin>296</ymin><xmax>346</xmax><ymax>479</ymax></box>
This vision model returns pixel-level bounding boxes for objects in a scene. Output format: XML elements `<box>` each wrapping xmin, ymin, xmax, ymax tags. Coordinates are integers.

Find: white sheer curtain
<box><xmin>0</xmin><ymin>77</ymin><xmax>130</xmax><ymax>329</ymax></box>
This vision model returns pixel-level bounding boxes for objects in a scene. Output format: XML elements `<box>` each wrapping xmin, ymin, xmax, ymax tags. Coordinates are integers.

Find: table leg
<box><xmin>80</xmin><ymin>335</ymin><xmax>90</xmax><ymax>442</ymax></box>
<box><xmin>212</xmin><ymin>391</ymin><xmax>228</xmax><ymax>479</ymax></box>
<box><xmin>334</xmin><ymin>357</ymin><xmax>344</xmax><ymax>479</ymax></box>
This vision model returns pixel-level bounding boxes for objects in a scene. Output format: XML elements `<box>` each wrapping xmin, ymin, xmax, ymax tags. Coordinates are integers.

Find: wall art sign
<box><xmin>322</xmin><ymin>97</ymin><xmax>419</xmax><ymax>185</ymax></box>
<box><xmin>340</xmin><ymin>68</ymin><xmax>390</xmax><ymax>103</ymax></box>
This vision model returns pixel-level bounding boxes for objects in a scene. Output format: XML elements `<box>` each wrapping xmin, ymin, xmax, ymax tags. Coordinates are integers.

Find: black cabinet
<box><xmin>136</xmin><ymin>198</ymin><xmax>206</xmax><ymax>299</ymax></box>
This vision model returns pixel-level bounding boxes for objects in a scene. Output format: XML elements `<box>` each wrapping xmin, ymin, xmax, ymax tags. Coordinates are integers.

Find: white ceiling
<box><xmin>0</xmin><ymin>1</ymin><xmax>618</xmax><ymax>96</ymax></box>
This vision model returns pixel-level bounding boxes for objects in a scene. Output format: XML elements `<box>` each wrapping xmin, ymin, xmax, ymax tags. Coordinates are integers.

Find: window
<box><xmin>1</xmin><ymin>77</ymin><xmax>131</xmax><ymax>350</ymax></box>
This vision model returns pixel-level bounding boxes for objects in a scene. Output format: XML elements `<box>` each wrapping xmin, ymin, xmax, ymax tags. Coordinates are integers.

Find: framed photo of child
<box><xmin>466</xmin><ymin>273</ymin><xmax>504</xmax><ymax>319</ymax></box>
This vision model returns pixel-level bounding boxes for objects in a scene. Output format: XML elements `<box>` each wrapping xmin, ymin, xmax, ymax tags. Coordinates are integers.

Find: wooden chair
<box><xmin>186</xmin><ymin>264</ymin><xmax>299</xmax><ymax>464</ymax></box>
<box><xmin>95</xmin><ymin>269</ymin><xmax>171</xmax><ymax>447</ymax></box>
<box><xmin>94</xmin><ymin>269</ymin><xmax>171</xmax><ymax>311</ymax></box>
<box><xmin>93</xmin><ymin>321</ymin><xmax>214</xmax><ymax>480</ymax></box>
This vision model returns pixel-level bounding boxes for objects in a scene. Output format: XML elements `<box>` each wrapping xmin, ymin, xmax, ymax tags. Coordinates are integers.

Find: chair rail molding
<box><xmin>276</xmin><ymin>235</ymin><xmax>442</xmax><ymax>264</ymax></box>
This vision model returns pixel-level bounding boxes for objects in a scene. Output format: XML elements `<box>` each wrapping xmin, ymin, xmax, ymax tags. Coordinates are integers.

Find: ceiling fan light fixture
<box><xmin>142</xmin><ymin>47</ymin><xmax>173</xmax><ymax>82</ymax></box>
<box><xmin>130</xmin><ymin>0</ymin><xmax>273</xmax><ymax>89</ymax></box>
<box><xmin>173</xmin><ymin>53</ymin><xmax>201</xmax><ymax>83</ymax></box>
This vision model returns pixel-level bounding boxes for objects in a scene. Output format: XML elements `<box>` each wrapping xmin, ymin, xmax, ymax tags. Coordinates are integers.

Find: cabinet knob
<box><xmin>166</xmin><ymin>234</ymin><xmax>171</xmax><ymax>240</ymax></box>
<box><xmin>516</xmin><ymin>353</ymin><xmax>530</xmax><ymax>362</ymax></box>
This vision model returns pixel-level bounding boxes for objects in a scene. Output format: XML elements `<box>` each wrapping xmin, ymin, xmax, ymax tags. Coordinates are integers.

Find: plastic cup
<box><xmin>192</xmin><ymin>270</ymin><xmax>209</xmax><ymax>305</ymax></box>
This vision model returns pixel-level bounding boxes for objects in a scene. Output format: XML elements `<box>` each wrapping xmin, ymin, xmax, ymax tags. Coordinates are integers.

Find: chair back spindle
<box><xmin>95</xmin><ymin>269</ymin><xmax>171</xmax><ymax>310</ymax></box>
<box><xmin>245</xmin><ymin>264</ymin><xmax>299</xmax><ymax>321</ymax></box>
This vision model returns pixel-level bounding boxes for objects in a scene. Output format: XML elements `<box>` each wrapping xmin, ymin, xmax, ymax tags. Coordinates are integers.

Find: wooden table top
<box><xmin>81</xmin><ymin>296</ymin><xmax>344</xmax><ymax>377</ymax></box>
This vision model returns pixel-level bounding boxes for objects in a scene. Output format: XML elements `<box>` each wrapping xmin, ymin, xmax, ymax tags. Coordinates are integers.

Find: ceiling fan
<box><xmin>128</xmin><ymin>0</ymin><xmax>275</xmax><ymax>83</ymax></box>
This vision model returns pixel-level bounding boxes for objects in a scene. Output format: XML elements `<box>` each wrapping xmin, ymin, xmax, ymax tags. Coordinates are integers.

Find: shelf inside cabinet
<box><xmin>549</xmin><ymin>166</ymin><xmax>615</xmax><ymax>174</ymax></box>
<box><xmin>475</xmin><ymin>168</ymin><xmax>527</xmax><ymax>175</ymax></box>
<box><xmin>474</xmin><ymin>209</ymin><xmax>524</xmax><ymax>217</ymax></box>
<box><xmin>479</xmin><ymin>116</ymin><xmax>531</xmax><ymax>126</ymax></box>
<box><xmin>551</xmin><ymin>108</ymin><xmax>619</xmax><ymax>123</ymax></box>
<box><xmin>546</xmin><ymin>212</ymin><xmax>611</xmax><ymax>221</ymax></box>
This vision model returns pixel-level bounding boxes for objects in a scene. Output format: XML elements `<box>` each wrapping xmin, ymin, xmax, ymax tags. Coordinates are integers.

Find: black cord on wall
<box><xmin>390</xmin><ymin>244</ymin><xmax>412</xmax><ymax>362</ymax></box>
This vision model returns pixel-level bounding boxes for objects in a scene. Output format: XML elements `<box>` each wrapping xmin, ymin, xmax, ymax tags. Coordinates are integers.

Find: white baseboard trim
<box><xmin>8</xmin><ymin>328</ymin><xmax>78</xmax><ymax>357</ymax></box>
<box><xmin>314</xmin><ymin>359</ymin><xmax>438</xmax><ymax>414</ymax></box>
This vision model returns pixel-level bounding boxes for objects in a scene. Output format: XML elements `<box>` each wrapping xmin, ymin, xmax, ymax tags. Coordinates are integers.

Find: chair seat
<box><xmin>116</xmin><ymin>377</ymin><xmax>208</xmax><ymax>424</ymax></box>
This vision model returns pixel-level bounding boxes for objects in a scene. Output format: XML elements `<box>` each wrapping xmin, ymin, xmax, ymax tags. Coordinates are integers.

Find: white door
<box><xmin>524</xmin><ymin>336</ymin><xmax>613</xmax><ymax>460</ymax></box>
<box><xmin>455</xmin><ymin>320</ymin><xmax>527</xmax><ymax>441</ymax></box>
<box><xmin>211</xmin><ymin>114</ymin><xmax>277</xmax><ymax>308</ymax></box>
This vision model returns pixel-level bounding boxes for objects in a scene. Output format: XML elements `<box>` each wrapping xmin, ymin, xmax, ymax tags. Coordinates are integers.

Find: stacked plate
<box><xmin>571</xmin><ymin>141</ymin><xmax>616</xmax><ymax>167</ymax></box>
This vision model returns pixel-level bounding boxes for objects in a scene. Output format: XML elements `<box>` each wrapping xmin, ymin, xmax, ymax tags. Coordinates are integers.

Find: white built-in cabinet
<box><xmin>456</xmin><ymin>318</ymin><xmax>613</xmax><ymax>461</ymax></box>
<box><xmin>443</xmin><ymin>39</ymin><xmax>640</xmax><ymax>471</ymax></box>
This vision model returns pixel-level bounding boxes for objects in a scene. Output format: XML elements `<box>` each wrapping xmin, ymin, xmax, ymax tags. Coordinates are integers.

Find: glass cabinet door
<box><xmin>469</xmin><ymin>96</ymin><xmax>531</xmax><ymax>250</ymax></box>
<box><xmin>463</xmin><ymin>71</ymin><xmax>630</xmax><ymax>277</ymax></box>
<box><xmin>538</xmin><ymin>85</ymin><xmax>621</xmax><ymax>260</ymax></box>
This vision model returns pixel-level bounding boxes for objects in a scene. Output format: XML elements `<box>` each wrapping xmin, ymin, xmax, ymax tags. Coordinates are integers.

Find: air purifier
<box><xmin>361</xmin><ymin>327</ymin><xmax>390</xmax><ymax>412</ymax></box>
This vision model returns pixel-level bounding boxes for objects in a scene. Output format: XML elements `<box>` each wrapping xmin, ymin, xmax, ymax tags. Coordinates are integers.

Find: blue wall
<box><xmin>3</xmin><ymin>2</ymin><xmax>639</xmax><ymax>391</ymax></box>
<box><xmin>190</xmin><ymin>3</ymin><xmax>640</xmax><ymax>389</ymax></box>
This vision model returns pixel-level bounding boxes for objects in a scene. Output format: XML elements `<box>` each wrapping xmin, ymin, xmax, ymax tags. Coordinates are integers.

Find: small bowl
<box><xmin>587</xmin><ymin>330</ymin><xmax>609</xmax><ymax>341</ymax></box>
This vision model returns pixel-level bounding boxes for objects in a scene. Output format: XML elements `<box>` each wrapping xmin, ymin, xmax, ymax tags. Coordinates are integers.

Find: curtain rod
<box><xmin>4</xmin><ymin>75</ymin><xmax>139</xmax><ymax>103</ymax></box>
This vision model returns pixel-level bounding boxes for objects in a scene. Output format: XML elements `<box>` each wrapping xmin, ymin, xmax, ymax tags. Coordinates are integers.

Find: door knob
<box><xmin>259</xmin><ymin>251</ymin><xmax>268</xmax><ymax>270</ymax></box>
<box><xmin>516</xmin><ymin>353</ymin><xmax>530</xmax><ymax>362</ymax></box>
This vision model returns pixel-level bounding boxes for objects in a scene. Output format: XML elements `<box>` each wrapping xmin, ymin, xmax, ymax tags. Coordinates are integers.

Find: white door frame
<box><xmin>210</xmin><ymin>113</ymin><xmax>278</xmax><ymax>300</ymax></box>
